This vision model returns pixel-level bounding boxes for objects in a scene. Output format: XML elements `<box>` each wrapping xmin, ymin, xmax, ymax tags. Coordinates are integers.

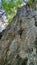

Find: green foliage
<box><xmin>26</xmin><ymin>0</ymin><xmax>34</xmax><ymax>5</ymax></box>
<box><xmin>1</xmin><ymin>0</ymin><xmax>35</xmax><ymax>23</ymax></box>
<box><xmin>1</xmin><ymin>0</ymin><xmax>22</xmax><ymax>22</ymax></box>
<box><xmin>2</xmin><ymin>0</ymin><xmax>22</xmax><ymax>14</ymax></box>
<box><xmin>2</xmin><ymin>0</ymin><xmax>34</xmax><ymax>14</ymax></box>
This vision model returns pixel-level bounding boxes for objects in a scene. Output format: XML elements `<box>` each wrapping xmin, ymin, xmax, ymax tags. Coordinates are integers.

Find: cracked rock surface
<box><xmin>0</xmin><ymin>4</ymin><xmax>37</xmax><ymax>65</ymax></box>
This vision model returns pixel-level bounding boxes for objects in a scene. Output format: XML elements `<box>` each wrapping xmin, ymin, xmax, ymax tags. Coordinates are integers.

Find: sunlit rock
<box><xmin>0</xmin><ymin>10</ymin><xmax>8</xmax><ymax>32</ymax></box>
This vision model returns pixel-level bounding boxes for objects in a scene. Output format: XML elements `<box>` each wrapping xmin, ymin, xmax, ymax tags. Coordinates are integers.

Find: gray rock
<box><xmin>0</xmin><ymin>4</ymin><xmax>37</xmax><ymax>65</ymax></box>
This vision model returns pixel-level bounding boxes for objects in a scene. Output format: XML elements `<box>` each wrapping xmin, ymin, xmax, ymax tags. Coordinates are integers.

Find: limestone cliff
<box><xmin>0</xmin><ymin>4</ymin><xmax>37</xmax><ymax>65</ymax></box>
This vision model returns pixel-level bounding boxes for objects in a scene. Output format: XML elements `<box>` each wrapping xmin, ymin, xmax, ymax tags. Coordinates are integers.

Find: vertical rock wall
<box><xmin>0</xmin><ymin>3</ymin><xmax>37</xmax><ymax>65</ymax></box>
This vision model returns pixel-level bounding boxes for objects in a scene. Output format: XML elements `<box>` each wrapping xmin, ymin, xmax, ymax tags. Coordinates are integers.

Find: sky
<box><xmin>0</xmin><ymin>0</ymin><xmax>1</xmax><ymax>2</ymax></box>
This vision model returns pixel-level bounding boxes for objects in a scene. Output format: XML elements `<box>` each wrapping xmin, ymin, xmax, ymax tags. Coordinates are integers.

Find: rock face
<box><xmin>0</xmin><ymin>10</ymin><xmax>8</xmax><ymax>39</ymax></box>
<box><xmin>0</xmin><ymin>4</ymin><xmax>37</xmax><ymax>65</ymax></box>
